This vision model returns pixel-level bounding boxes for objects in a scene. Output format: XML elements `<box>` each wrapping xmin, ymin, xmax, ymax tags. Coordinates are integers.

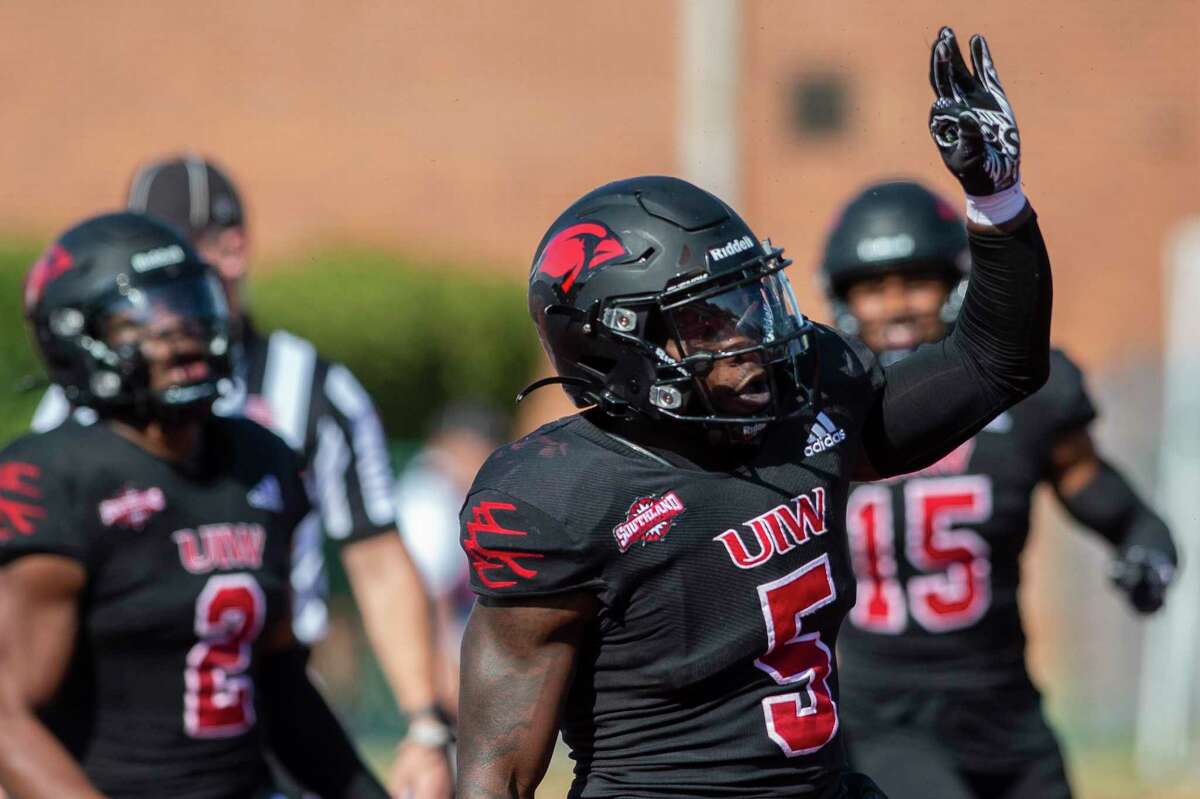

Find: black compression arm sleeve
<box><xmin>259</xmin><ymin>647</ymin><xmax>388</xmax><ymax>799</ymax></box>
<box><xmin>862</xmin><ymin>211</ymin><xmax>1052</xmax><ymax>478</ymax></box>
<box><xmin>1059</xmin><ymin>459</ymin><xmax>1178</xmax><ymax>562</ymax></box>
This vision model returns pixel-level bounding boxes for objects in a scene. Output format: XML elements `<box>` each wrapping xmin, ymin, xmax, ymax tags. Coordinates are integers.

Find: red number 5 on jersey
<box><xmin>184</xmin><ymin>574</ymin><xmax>266</xmax><ymax>738</ymax></box>
<box><xmin>754</xmin><ymin>554</ymin><xmax>839</xmax><ymax>756</ymax></box>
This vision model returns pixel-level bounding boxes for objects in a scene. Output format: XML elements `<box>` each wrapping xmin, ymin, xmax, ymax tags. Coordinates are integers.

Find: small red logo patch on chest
<box><xmin>613</xmin><ymin>491</ymin><xmax>686</xmax><ymax>552</ymax></box>
<box><xmin>98</xmin><ymin>486</ymin><xmax>166</xmax><ymax>530</ymax></box>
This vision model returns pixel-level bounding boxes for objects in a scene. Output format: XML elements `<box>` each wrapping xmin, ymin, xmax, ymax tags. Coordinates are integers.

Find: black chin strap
<box><xmin>515</xmin><ymin>375</ymin><xmax>596</xmax><ymax>403</ymax></box>
<box><xmin>515</xmin><ymin>375</ymin><xmax>631</xmax><ymax>416</ymax></box>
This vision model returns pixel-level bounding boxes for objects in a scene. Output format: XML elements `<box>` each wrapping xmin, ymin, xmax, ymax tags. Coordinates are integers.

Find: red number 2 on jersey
<box><xmin>848</xmin><ymin>475</ymin><xmax>992</xmax><ymax>633</ymax></box>
<box><xmin>184</xmin><ymin>574</ymin><xmax>266</xmax><ymax>738</ymax></box>
<box><xmin>754</xmin><ymin>554</ymin><xmax>839</xmax><ymax>756</ymax></box>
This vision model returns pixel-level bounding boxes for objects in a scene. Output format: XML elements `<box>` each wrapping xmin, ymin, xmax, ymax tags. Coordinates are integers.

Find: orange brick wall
<box><xmin>0</xmin><ymin>1</ymin><xmax>1193</xmax><ymax>376</ymax></box>
<box><xmin>741</xmin><ymin>1</ymin><xmax>1199</xmax><ymax>371</ymax></box>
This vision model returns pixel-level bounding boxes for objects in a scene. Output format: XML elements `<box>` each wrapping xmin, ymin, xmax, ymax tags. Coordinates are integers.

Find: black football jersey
<box><xmin>460</xmin><ymin>326</ymin><xmax>884</xmax><ymax>798</ymax></box>
<box><xmin>31</xmin><ymin>320</ymin><xmax>399</xmax><ymax>645</ymax></box>
<box><xmin>0</xmin><ymin>417</ymin><xmax>309</xmax><ymax>798</ymax></box>
<box><xmin>837</xmin><ymin>350</ymin><xmax>1096</xmax><ymax>692</ymax></box>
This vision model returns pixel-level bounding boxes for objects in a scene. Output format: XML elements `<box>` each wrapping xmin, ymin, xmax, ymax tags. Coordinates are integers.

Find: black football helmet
<box><xmin>820</xmin><ymin>179</ymin><xmax>969</xmax><ymax>338</ymax></box>
<box><xmin>525</xmin><ymin>176</ymin><xmax>812</xmax><ymax>435</ymax></box>
<box><xmin>23</xmin><ymin>212</ymin><xmax>232</xmax><ymax>420</ymax></box>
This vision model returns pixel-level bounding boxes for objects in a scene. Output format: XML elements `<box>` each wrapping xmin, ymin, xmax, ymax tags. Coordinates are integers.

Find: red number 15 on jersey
<box><xmin>847</xmin><ymin>475</ymin><xmax>993</xmax><ymax>634</ymax></box>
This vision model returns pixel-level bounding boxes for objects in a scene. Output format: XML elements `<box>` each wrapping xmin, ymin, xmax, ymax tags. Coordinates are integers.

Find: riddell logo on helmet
<box><xmin>856</xmin><ymin>233</ymin><xmax>915</xmax><ymax>262</ymax></box>
<box><xmin>131</xmin><ymin>244</ymin><xmax>185</xmax><ymax>272</ymax></box>
<box><xmin>612</xmin><ymin>491</ymin><xmax>685</xmax><ymax>552</ymax></box>
<box><xmin>708</xmin><ymin>235</ymin><xmax>755</xmax><ymax>262</ymax></box>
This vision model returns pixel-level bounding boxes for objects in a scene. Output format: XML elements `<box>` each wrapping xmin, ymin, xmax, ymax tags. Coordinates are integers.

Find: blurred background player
<box><xmin>30</xmin><ymin>155</ymin><xmax>453</xmax><ymax>798</ymax></box>
<box><xmin>396</xmin><ymin>403</ymin><xmax>505</xmax><ymax>717</ymax></box>
<box><xmin>823</xmin><ymin>179</ymin><xmax>1179</xmax><ymax>799</ymax></box>
<box><xmin>0</xmin><ymin>212</ymin><xmax>386</xmax><ymax>798</ymax></box>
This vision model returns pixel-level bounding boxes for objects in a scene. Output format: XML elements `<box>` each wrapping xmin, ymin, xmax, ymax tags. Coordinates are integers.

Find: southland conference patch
<box><xmin>613</xmin><ymin>491</ymin><xmax>685</xmax><ymax>552</ymax></box>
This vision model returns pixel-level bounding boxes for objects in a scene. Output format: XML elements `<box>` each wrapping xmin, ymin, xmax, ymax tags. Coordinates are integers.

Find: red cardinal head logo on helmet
<box><xmin>23</xmin><ymin>244</ymin><xmax>74</xmax><ymax>315</ymax></box>
<box><xmin>535</xmin><ymin>222</ymin><xmax>630</xmax><ymax>294</ymax></box>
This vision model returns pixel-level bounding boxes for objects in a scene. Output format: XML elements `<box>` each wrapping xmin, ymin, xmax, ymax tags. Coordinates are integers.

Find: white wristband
<box><xmin>965</xmin><ymin>182</ymin><xmax>1027</xmax><ymax>226</ymax></box>
<box><xmin>404</xmin><ymin>717</ymin><xmax>453</xmax><ymax>748</ymax></box>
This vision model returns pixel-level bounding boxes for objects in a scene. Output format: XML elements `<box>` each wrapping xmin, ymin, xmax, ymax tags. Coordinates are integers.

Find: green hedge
<box><xmin>251</xmin><ymin>248</ymin><xmax>538</xmax><ymax>440</ymax></box>
<box><xmin>0</xmin><ymin>241</ymin><xmax>539</xmax><ymax>445</ymax></box>
<box><xmin>0</xmin><ymin>240</ymin><xmax>50</xmax><ymax>445</ymax></box>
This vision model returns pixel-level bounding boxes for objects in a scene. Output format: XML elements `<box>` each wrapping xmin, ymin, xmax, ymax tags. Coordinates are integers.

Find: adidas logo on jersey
<box><xmin>804</xmin><ymin>412</ymin><xmax>846</xmax><ymax>457</ymax></box>
<box><xmin>247</xmin><ymin>475</ymin><xmax>284</xmax><ymax>512</ymax></box>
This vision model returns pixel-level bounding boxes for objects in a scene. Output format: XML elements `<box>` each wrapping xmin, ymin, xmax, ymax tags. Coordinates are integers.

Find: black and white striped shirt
<box><xmin>31</xmin><ymin>321</ymin><xmax>398</xmax><ymax>644</ymax></box>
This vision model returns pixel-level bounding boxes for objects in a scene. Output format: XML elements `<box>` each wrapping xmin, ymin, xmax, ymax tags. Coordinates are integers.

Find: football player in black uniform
<box><xmin>0</xmin><ymin>213</ymin><xmax>385</xmax><ymax>798</ymax></box>
<box><xmin>824</xmin><ymin>177</ymin><xmax>1175</xmax><ymax>797</ymax></box>
<box><xmin>31</xmin><ymin>155</ymin><xmax>453</xmax><ymax>796</ymax></box>
<box><xmin>456</xmin><ymin>29</ymin><xmax>1051</xmax><ymax>798</ymax></box>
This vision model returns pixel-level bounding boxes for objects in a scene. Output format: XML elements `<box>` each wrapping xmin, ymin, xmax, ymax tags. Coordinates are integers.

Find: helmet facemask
<box><xmin>570</xmin><ymin>245</ymin><xmax>814</xmax><ymax>439</ymax></box>
<box><xmin>524</xmin><ymin>175</ymin><xmax>818</xmax><ymax>442</ymax></box>
<box><xmin>819</xmin><ymin>180</ymin><xmax>971</xmax><ymax>365</ymax></box>
<box><xmin>47</xmin><ymin>270</ymin><xmax>233</xmax><ymax>422</ymax></box>
<box><xmin>827</xmin><ymin>262</ymin><xmax>965</xmax><ymax>366</ymax></box>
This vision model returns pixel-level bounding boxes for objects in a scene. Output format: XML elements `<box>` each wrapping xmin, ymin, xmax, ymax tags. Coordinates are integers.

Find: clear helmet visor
<box><xmin>667</xmin><ymin>270</ymin><xmax>807</xmax><ymax>362</ymax></box>
<box><xmin>661</xmin><ymin>268</ymin><xmax>810</xmax><ymax>422</ymax></box>
<box><xmin>94</xmin><ymin>272</ymin><xmax>229</xmax><ymax>349</ymax></box>
<box><xmin>91</xmin><ymin>272</ymin><xmax>232</xmax><ymax>404</ymax></box>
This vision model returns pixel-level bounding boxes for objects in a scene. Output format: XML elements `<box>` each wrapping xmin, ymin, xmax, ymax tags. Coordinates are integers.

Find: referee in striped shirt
<box><xmin>32</xmin><ymin>154</ymin><xmax>453</xmax><ymax>799</ymax></box>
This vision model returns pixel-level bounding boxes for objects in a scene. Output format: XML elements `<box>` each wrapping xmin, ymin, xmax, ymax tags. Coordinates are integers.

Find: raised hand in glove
<box><xmin>928</xmin><ymin>27</ymin><xmax>1025</xmax><ymax>225</ymax></box>
<box><xmin>1110</xmin><ymin>543</ymin><xmax>1177</xmax><ymax>614</ymax></box>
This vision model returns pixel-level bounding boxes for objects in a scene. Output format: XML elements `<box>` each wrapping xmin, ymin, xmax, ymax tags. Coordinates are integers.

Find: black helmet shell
<box><xmin>820</xmin><ymin>179</ymin><xmax>968</xmax><ymax>299</ymax></box>
<box><xmin>24</xmin><ymin>211</ymin><xmax>231</xmax><ymax>415</ymax></box>
<box><xmin>527</xmin><ymin>176</ymin><xmax>810</xmax><ymax>431</ymax></box>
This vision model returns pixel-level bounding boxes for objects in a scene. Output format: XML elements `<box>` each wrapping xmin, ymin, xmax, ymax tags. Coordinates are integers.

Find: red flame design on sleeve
<box><xmin>0</xmin><ymin>462</ymin><xmax>46</xmax><ymax>541</ymax></box>
<box><xmin>463</xmin><ymin>500</ymin><xmax>543</xmax><ymax>589</ymax></box>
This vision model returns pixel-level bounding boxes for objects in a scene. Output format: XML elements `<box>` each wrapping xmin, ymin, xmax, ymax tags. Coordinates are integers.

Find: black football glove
<box><xmin>928</xmin><ymin>26</ymin><xmax>1020</xmax><ymax>196</ymax></box>
<box><xmin>1109</xmin><ymin>543</ymin><xmax>1177</xmax><ymax>614</ymax></box>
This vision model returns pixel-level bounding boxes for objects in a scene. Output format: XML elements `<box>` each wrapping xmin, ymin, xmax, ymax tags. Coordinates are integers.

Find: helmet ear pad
<box><xmin>532</xmin><ymin>285</ymin><xmax>671</xmax><ymax>414</ymax></box>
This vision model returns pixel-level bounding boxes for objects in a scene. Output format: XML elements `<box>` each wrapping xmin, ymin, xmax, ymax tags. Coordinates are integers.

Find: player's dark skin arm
<box><xmin>457</xmin><ymin>593</ymin><xmax>598</xmax><ymax>799</ymax></box>
<box><xmin>257</xmin><ymin>621</ymin><xmax>388</xmax><ymax>799</ymax></box>
<box><xmin>0</xmin><ymin>556</ymin><xmax>106</xmax><ymax>799</ymax></box>
<box><xmin>1050</xmin><ymin>427</ymin><xmax>1107</xmax><ymax>498</ymax></box>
